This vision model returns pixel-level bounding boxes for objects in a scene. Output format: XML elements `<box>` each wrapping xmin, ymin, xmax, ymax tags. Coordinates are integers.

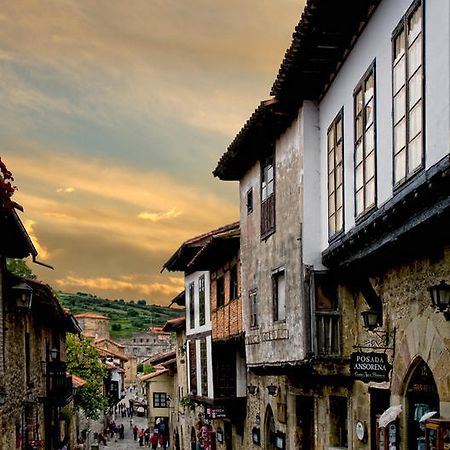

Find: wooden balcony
<box><xmin>46</xmin><ymin>361</ymin><xmax>73</xmax><ymax>406</ymax></box>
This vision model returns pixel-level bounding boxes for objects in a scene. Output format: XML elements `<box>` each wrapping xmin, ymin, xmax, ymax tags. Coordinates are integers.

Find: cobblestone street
<box><xmin>91</xmin><ymin>389</ymin><xmax>152</xmax><ymax>450</ymax></box>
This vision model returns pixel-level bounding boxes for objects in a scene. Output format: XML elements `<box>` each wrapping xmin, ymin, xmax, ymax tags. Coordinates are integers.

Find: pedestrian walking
<box><xmin>158</xmin><ymin>434</ymin><xmax>167</xmax><ymax>450</ymax></box>
<box><xmin>133</xmin><ymin>425</ymin><xmax>138</xmax><ymax>441</ymax></box>
<box><xmin>138</xmin><ymin>429</ymin><xmax>145</xmax><ymax>447</ymax></box>
<box><xmin>150</xmin><ymin>433</ymin><xmax>158</xmax><ymax>450</ymax></box>
<box><xmin>144</xmin><ymin>428</ymin><xmax>150</xmax><ymax>446</ymax></box>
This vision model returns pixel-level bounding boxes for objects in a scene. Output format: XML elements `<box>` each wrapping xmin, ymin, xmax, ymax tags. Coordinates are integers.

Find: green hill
<box><xmin>57</xmin><ymin>291</ymin><xmax>185</xmax><ymax>339</ymax></box>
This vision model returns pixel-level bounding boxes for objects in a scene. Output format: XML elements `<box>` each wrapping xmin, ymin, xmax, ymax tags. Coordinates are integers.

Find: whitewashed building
<box><xmin>215</xmin><ymin>0</ymin><xmax>450</xmax><ymax>448</ymax></box>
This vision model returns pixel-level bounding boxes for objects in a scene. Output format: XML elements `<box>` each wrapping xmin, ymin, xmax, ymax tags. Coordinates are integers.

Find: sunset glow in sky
<box><xmin>1</xmin><ymin>0</ymin><xmax>305</xmax><ymax>305</ymax></box>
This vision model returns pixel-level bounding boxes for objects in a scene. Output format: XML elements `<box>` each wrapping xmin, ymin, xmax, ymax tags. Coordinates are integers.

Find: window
<box><xmin>200</xmin><ymin>339</ymin><xmax>208</xmax><ymax>397</ymax></box>
<box><xmin>189</xmin><ymin>282</ymin><xmax>195</xmax><ymax>329</ymax></box>
<box><xmin>261</xmin><ymin>154</ymin><xmax>275</xmax><ymax>238</ymax></box>
<box><xmin>229</xmin><ymin>265</ymin><xmax>238</xmax><ymax>300</ymax></box>
<box><xmin>354</xmin><ymin>64</ymin><xmax>376</xmax><ymax>217</ymax></box>
<box><xmin>314</xmin><ymin>272</ymin><xmax>340</xmax><ymax>356</ymax></box>
<box><xmin>216</xmin><ymin>275</ymin><xmax>225</xmax><ymax>308</ymax></box>
<box><xmin>393</xmin><ymin>2</ymin><xmax>423</xmax><ymax>186</ymax></box>
<box><xmin>272</xmin><ymin>269</ymin><xmax>286</xmax><ymax>322</ymax></box>
<box><xmin>249</xmin><ymin>290</ymin><xmax>258</xmax><ymax>328</ymax></box>
<box><xmin>327</xmin><ymin>111</ymin><xmax>344</xmax><ymax>238</ymax></box>
<box><xmin>188</xmin><ymin>340</ymin><xmax>197</xmax><ymax>395</ymax></box>
<box><xmin>153</xmin><ymin>392</ymin><xmax>167</xmax><ymax>408</ymax></box>
<box><xmin>198</xmin><ymin>275</ymin><xmax>205</xmax><ymax>326</ymax></box>
<box><xmin>247</xmin><ymin>188</ymin><xmax>253</xmax><ymax>214</ymax></box>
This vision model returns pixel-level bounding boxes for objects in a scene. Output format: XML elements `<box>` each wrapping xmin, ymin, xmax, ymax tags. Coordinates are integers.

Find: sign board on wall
<box><xmin>206</xmin><ymin>407</ymin><xmax>227</xmax><ymax>419</ymax></box>
<box><xmin>351</xmin><ymin>352</ymin><xmax>391</xmax><ymax>382</ymax></box>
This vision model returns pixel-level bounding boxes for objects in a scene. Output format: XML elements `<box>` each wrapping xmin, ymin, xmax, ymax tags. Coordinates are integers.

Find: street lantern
<box><xmin>11</xmin><ymin>282</ymin><xmax>33</xmax><ymax>310</ymax></box>
<box><xmin>361</xmin><ymin>309</ymin><xmax>381</xmax><ymax>331</ymax></box>
<box><xmin>49</xmin><ymin>348</ymin><xmax>59</xmax><ymax>361</ymax></box>
<box><xmin>267</xmin><ymin>383</ymin><xmax>279</xmax><ymax>397</ymax></box>
<box><xmin>428</xmin><ymin>280</ymin><xmax>450</xmax><ymax>320</ymax></box>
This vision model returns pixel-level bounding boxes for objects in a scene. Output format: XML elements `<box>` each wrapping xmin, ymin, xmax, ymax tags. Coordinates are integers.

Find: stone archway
<box><xmin>390</xmin><ymin>315</ymin><xmax>450</xmax><ymax>400</ymax></box>
<box><xmin>264</xmin><ymin>405</ymin><xmax>276</xmax><ymax>450</ymax></box>
<box><xmin>402</xmin><ymin>357</ymin><xmax>440</xmax><ymax>449</ymax></box>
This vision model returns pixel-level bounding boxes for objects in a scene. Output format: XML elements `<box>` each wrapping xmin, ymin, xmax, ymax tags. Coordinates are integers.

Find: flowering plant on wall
<box><xmin>0</xmin><ymin>157</ymin><xmax>17</xmax><ymax>210</ymax></box>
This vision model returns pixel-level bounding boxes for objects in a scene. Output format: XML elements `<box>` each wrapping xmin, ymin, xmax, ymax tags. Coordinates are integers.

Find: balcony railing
<box><xmin>46</xmin><ymin>361</ymin><xmax>73</xmax><ymax>406</ymax></box>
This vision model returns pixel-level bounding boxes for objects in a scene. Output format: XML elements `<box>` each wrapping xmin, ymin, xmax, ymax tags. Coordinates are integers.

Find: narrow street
<box><xmin>92</xmin><ymin>389</ymin><xmax>150</xmax><ymax>450</ymax></box>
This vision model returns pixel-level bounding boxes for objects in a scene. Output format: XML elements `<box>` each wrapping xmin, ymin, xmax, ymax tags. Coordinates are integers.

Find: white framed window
<box><xmin>354</xmin><ymin>63</ymin><xmax>376</xmax><ymax>217</ymax></box>
<box><xmin>327</xmin><ymin>111</ymin><xmax>344</xmax><ymax>238</ymax></box>
<box><xmin>392</xmin><ymin>1</ymin><xmax>423</xmax><ymax>186</ymax></box>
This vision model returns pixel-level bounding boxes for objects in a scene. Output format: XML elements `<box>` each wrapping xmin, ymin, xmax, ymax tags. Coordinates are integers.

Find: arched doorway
<box><xmin>404</xmin><ymin>359</ymin><xmax>440</xmax><ymax>449</ymax></box>
<box><xmin>264</xmin><ymin>405</ymin><xmax>276</xmax><ymax>450</ymax></box>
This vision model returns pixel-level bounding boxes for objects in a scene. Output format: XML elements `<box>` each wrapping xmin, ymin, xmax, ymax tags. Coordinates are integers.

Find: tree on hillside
<box><xmin>66</xmin><ymin>334</ymin><xmax>108</xmax><ymax>419</ymax></box>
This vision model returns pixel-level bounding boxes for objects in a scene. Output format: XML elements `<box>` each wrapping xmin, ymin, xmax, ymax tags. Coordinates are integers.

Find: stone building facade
<box><xmin>0</xmin><ymin>202</ymin><xmax>80</xmax><ymax>450</ymax></box>
<box><xmin>214</xmin><ymin>0</ymin><xmax>450</xmax><ymax>448</ymax></box>
<box><xmin>163</xmin><ymin>223</ymin><xmax>248</xmax><ymax>450</ymax></box>
<box><xmin>119</xmin><ymin>328</ymin><xmax>174</xmax><ymax>364</ymax></box>
<box><xmin>74</xmin><ymin>312</ymin><xmax>110</xmax><ymax>340</ymax></box>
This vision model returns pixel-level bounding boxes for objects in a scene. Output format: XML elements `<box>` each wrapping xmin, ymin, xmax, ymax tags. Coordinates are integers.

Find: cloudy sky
<box><xmin>1</xmin><ymin>0</ymin><xmax>304</xmax><ymax>305</ymax></box>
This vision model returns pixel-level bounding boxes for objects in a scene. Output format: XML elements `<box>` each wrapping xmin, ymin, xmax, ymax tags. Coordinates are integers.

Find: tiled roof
<box><xmin>148</xmin><ymin>349</ymin><xmax>176</xmax><ymax>365</ymax></box>
<box><xmin>140</xmin><ymin>368</ymin><xmax>169</xmax><ymax>382</ymax></box>
<box><xmin>95</xmin><ymin>346</ymin><xmax>129</xmax><ymax>361</ymax></box>
<box><xmin>71</xmin><ymin>373</ymin><xmax>87</xmax><ymax>388</ymax></box>
<box><xmin>162</xmin><ymin>222</ymin><xmax>239</xmax><ymax>272</ymax></box>
<box><xmin>162</xmin><ymin>317</ymin><xmax>186</xmax><ymax>332</ymax></box>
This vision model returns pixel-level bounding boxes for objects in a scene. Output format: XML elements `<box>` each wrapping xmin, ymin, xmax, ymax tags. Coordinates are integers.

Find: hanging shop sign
<box><xmin>351</xmin><ymin>352</ymin><xmax>391</xmax><ymax>382</ymax></box>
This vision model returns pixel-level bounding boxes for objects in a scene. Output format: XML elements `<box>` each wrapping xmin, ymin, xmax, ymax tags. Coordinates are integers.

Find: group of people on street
<box><xmin>116</xmin><ymin>401</ymin><xmax>134</xmax><ymax>418</ymax></box>
<box><xmin>132</xmin><ymin>418</ymin><xmax>168</xmax><ymax>449</ymax></box>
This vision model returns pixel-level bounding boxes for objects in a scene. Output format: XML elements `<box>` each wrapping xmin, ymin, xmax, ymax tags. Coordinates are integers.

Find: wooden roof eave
<box><xmin>214</xmin><ymin>101</ymin><xmax>296</xmax><ymax>181</ymax></box>
<box><xmin>271</xmin><ymin>0</ymin><xmax>381</xmax><ymax>101</ymax></box>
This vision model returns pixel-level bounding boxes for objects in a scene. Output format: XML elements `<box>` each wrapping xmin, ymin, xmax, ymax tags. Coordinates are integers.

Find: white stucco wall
<box><xmin>239</xmin><ymin>118</ymin><xmax>307</xmax><ymax>366</ymax></box>
<box><xmin>301</xmin><ymin>101</ymin><xmax>324</xmax><ymax>268</ymax></box>
<box><xmin>318</xmin><ymin>0</ymin><xmax>450</xmax><ymax>251</ymax></box>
